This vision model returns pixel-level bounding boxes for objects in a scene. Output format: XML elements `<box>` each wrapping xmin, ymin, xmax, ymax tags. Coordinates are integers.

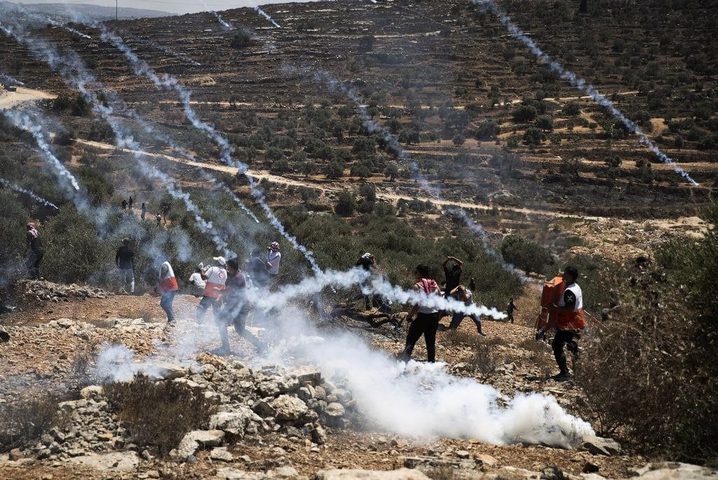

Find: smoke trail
<box><xmin>471</xmin><ymin>0</ymin><xmax>698</xmax><ymax>186</ymax></box>
<box><xmin>99</xmin><ymin>27</ymin><xmax>323</xmax><ymax>275</ymax></box>
<box><xmin>294</xmin><ymin>66</ymin><xmax>523</xmax><ymax>278</ymax></box>
<box><xmin>3</xmin><ymin>109</ymin><xmax>84</xmax><ymax>197</ymax></box>
<box><xmin>254</xmin><ymin>6</ymin><xmax>281</xmax><ymax>28</ymax></box>
<box><xmin>199</xmin><ymin>1</ymin><xmax>234</xmax><ymax>30</ymax></box>
<box><xmin>0</xmin><ymin>176</ymin><xmax>59</xmax><ymax>210</ymax></box>
<box><xmin>1</xmin><ymin>20</ymin><xmax>233</xmax><ymax>258</ymax></box>
<box><xmin>46</xmin><ymin>18</ymin><xmax>92</xmax><ymax>39</ymax></box>
<box><xmin>0</xmin><ymin>72</ymin><xmax>24</xmax><ymax>86</ymax></box>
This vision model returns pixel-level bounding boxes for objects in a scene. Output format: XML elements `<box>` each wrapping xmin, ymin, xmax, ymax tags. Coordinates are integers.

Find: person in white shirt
<box><xmin>266</xmin><ymin>242</ymin><xmax>281</xmax><ymax>280</ymax></box>
<box><xmin>196</xmin><ymin>257</ymin><xmax>227</xmax><ymax>323</ymax></box>
<box><xmin>188</xmin><ymin>263</ymin><xmax>206</xmax><ymax>297</ymax></box>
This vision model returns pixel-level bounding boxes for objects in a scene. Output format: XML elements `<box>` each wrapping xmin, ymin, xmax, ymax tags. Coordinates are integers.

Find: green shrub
<box><xmin>335</xmin><ymin>191</ymin><xmax>356</xmax><ymax>217</ymax></box>
<box><xmin>500</xmin><ymin>234</ymin><xmax>553</xmax><ymax>274</ymax></box>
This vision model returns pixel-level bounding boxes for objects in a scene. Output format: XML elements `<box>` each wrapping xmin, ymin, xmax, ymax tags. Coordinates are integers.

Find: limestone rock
<box><xmin>69</xmin><ymin>452</ymin><xmax>139</xmax><ymax>472</ymax></box>
<box><xmin>632</xmin><ymin>462</ymin><xmax>718</xmax><ymax>479</ymax></box>
<box><xmin>270</xmin><ymin>395</ymin><xmax>308</xmax><ymax>424</ymax></box>
<box><xmin>581</xmin><ymin>436</ymin><xmax>622</xmax><ymax>456</ymax></box>
<box><xmin>210</xmin><ymin>447</ymin><xmax>234</xmax><ymax>462</ymax></box>
<box><xmin>176</xmin><ymin>430</ymin><xmax>225</xmax><ymax>459</ymax></box>
<box><xmin>209</xmin><ymin>408</ymin><xmax>262</xmax><ymax>438</ymax></box>
<box><xmin>316</xmin><ymin>469</ymin><xmax>430</xmax><ymax>480</ymax></box>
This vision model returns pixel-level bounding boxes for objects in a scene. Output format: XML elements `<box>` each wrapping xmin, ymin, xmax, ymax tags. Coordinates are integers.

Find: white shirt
<box><xmin>189</xmin><ymin>272</ymin><xmax>206</xmax><ymax>289</ymax></box>
<box><xmin>558</xmin><ymin>283</ymin><xmax>583</xmax><ymax>311</ymax></box>
<box><xmin>267</xmin><ymin>251</ymin><xmax>281</xmax><ymax>275</ymax></box>
<box><xmin>204</xmin><ymin>266</ymin><xmax>227</xmax><ymax>286</ymax></box>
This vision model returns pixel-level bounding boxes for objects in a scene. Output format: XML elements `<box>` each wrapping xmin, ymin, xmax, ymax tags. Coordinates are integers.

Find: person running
<box><xmin>26</xmin><ymin>222</ymin><xmax>44</xmax><ymax>280</ymax></box>
<box><xmin>266</xmin><ymin>242</ymin><xmax>281</xmax><ymax>281</ymax></box>
<box><xmin>196</xmin><ymin>257</ymin><xmax>227</xmax><ymax>324</ymax></box>
<box><xmin>356</xmin><ymin>252</ymin><xmax>377</xmax><ymax>310</ymax></box>
<box><xmin>550</xmin><ymin>265</ymin><xmax>587</xmax><ymax>381</ymax></box>
<box><xmin>188</xmin><ymin>264</ymin><xmax>206</xmax><ymax>297</ymax></box>
<box><xmin>158</xmin><ymin>259</ymin><xmax>179</xmax><ymax>323</ymax></box>
<box><xmin>400</xmin><ymin>265</ymin><xmax>441</xmax><ymax>363</ymax></box>
<box><xmin>507</xmin><ymin>298</ymin><xmax>518</xmax><ymax>323</ymax></box>
<box><xmin>140</xmin><ymin>202</ymin><xmax>147</xmax><ymax>221</ymax></box>
<box><xmin>443</xmin><ymin>256</ymin><xmax>463</xmax><ymax>298</ymax></box>
<box><xmin>218</xmin><ymin>258</ymin><xmax>264</xmax><ymax>355</ymax></box>
<box><xmin>448</xmin><ymin>285</ymin><xmax>485</xmax><ymax>336</ymax></box>
<box><xmin>115</xmin><ymin>238</ymin><xmax>135</xmax><ymax>294</ymax></box>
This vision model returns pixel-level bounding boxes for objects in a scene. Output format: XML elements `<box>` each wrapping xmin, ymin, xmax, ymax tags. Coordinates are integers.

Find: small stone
<box><xmin>475</xmin><ymin>454</ymin><xmax>498</xmax><ymax>467</ymax></box>
<box><xmin>455</xmin><ymin>450</ymin><xmax>470</xmax><ymax>459</ymax></box>
<box><xmin>210</xmin><ymin>447</ymin><xmax>234</xmax><ymax>462</ymax></box>
<box><xmin>9</xmin><ymin>448</ymin><xmax>23</xmax><ymax>461</ymax></box>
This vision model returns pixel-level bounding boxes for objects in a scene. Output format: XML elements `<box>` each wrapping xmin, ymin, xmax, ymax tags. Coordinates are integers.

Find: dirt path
<box><xmin>0</xmin><ymin>87</ymin><xmax>56</xmax><ymax>110</ymax></box>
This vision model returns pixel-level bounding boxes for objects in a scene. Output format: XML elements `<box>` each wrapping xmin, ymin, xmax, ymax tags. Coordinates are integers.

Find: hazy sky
<box><xmin>15</xmin><ymin>0</ymin><xmax>328</xmax><ymax>15</ymax></box>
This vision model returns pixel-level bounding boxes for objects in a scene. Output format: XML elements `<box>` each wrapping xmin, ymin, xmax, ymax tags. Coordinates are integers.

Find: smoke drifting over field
<box><xmin>0</xmin><ymin>176</ymin><xmax>59</xmax><ymax>210</ymax></box>
<box><xmin>471</xmin><ymin>0</ymin><xmax>699</xmax><ymax>186</ymax></box>
<box><xmin>254</xmin><ymin>6</ymin><xmax>281</xmax><ymax>28</ymax></box>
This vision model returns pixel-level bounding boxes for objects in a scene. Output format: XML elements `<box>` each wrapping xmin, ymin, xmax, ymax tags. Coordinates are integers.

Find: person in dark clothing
<box><xmin>469</xmin><ymin>277</ymin><xmax>476</xmax><ymax>293</ymax></box>
<box><xmin>400</xmin><ymin>265</ymin><xmax>441</xmax><ymax>363</ymax></box>
<box><xmin>156</xmin><ymin>213</ymin><xmax>162</xmax><ymax>226</ymax></box>
<box><xmin>121</xmin><ymin>199</ymin><xmax>127</xmax><ymax>210</ymax></box>
<box><xmin>246</xmin><ymin>250</ymin><xmax>270</xmax><ymax>288</ymax></box>
<box><xmin>26</xmin><ymin>222</ymin><xmax>44</xmax><ymax>280</ymax></box>
<box><xmin>507</xmin><ymin>298</ymin><xmax>518</xmax><ymax>323</ymax></box>
<box><xmin>128</xmin><ymin>196</ymin><xmax>133</xmax><ymax>210</ymax></box>
<box><xmin>140</xmin><ymin>202</ymin><xmax>146</xmax><ymax>221</ymax></box>
<box><xmin>442</xmin><ymin>256</ymin><xmax>463</xmax><ymax>298</ymax></box>
<box><xmin>115</xmin><ymin>238</ymin><xmax>135</xmax><ymax>294</ymax></box>
<box><xmin>356</xmin><ymin>252</ymin><xmax>378</xmax><ymax>310</ymax></box>
<box><xmin>218</xmin><ymin>258</ymin><xmax>264</xmax><ymax>355</ymax></box>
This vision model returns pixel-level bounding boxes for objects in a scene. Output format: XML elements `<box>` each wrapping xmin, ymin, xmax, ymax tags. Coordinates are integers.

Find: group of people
<box><xmin>394</xmin><ymin>256</ymin><xmax>584</xmax><ymax>381</ymax></box>
<box><xmin>142</xmin><ymin>242</ymin><xmax>283</xmax><ymax>355</ymax></box>
<box><xmin>119</xmin><ymin>195</ymin><xmax>169</xmax><ymax>227</ymax></box>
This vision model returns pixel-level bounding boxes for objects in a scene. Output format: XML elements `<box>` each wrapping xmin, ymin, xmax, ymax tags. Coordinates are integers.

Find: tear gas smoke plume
<box><xmin>0</xmin><ymin>176</ymin><xmax>60</xmax><ymax>210</ymax></box>
<box><xmin>0</xmin><ymin>72</ymin><xmax>24</xmax><ymax>86</ymax></box>
<box><xmin>46</xmin><ymin>18</ymin><xmax>91</xmax><ymax>39</ymax></box>
<box><xmin>2</xmin><ymin>109</ymin><xmax>92</xmax><ymax>214</ymax></box>
<box><xmin>254</xmin><ymin>6</ymin><xmax>281</xmax><ymax>28</ymax></box>
<box><xmin>95</xmin><ymin>299</ymin><xmax>591</xmax><ymax>449</ymax></box>
<box><xmin>99</xmin><ymin>27</ymin><xmax>322</xmax><ymax>274</ymax></box>
<box><xmin>471</xmin><ymin>0</ymin><xmax>698</xmax><ymax>187</ymax></box>
<box><xmin>297</xmin><ymin>66</ymin><xmax>524</xmax><ymax>278</ymax></box>
<box><xmin>1</xmin><ymin>20</ymin><xmax>233</xmax><ymax>258</ymax></box>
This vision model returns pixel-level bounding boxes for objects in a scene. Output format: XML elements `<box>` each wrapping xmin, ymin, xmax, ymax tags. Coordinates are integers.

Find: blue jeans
<box><xmin>160</xmin><ymin>291</ymin><xmax>176</xmax><ymax>323</ymax></box>
<box><xmin>449</xmin><ymin>312</ymin><xmax>483</xmax><ymax>334</ymax></box>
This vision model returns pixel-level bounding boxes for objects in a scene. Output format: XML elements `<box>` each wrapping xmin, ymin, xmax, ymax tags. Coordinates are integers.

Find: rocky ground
<box><xmin>1</xmin><ymin>280</ymin><xmax>716</xmax><ymax>479</ymax></box>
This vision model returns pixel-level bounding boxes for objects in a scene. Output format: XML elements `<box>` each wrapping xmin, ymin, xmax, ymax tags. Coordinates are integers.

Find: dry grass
<box><xmin>104</xmin><ymin>375</ymin><xmax>214</xmax><ymax>455</ymax></box>
<box><xmin>0</xmin><ymin>395</ymin><xmax>67</xmax><ymax>451</ymax></box>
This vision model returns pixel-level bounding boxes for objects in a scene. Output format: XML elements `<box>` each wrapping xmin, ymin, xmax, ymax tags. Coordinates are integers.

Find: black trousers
<box><xmin>402</xmin><ymin>312</ymin><xmax>440</xmax><ymax>363</ymax></box>
<box><xmin>27</xmin><ymin>250</ymin><xmax>43</xmax><ymax>279</ymax></box>
<box><xmin>552</xmin><ymin>330</ymin><xmax>580</xmax><ymax>374</ymax></box>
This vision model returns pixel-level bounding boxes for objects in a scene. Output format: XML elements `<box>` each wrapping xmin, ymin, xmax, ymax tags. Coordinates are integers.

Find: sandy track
<box><xmin>0</xmin><ymin>87</ymin><xmax>57</xmax><ymax>110</ymax></box>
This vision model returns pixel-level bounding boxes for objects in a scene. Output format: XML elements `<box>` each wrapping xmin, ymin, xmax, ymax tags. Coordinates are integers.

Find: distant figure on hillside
<box><xmin>266</xmin><ymin>242</ymin><xmax>282</xmax><ymax>282</ymax></box>
<box><xmin>218</xmin><ymin>258</ymin><xmax>264</xmax><ymax>355</ymax></box>
<box><xmin>549</xmin><ymin>265</ymin><xmax>587</xmax><ymax>382</ymax></box>
<box><xmin>156</xmin><ymin>213</ymin><xmax>162</xmax><ymax>227</ymax></box>
<box><xmin>26</xmin><ymin>222</ymin><xmax>44</xmax><ymax>280</ymax></box>
<box><xmin>400</xmin><ymin>264</ymin><xmax>441</xmax><ymax>363</ymax></box>
<box><xmin>356</xmin><ymin>252</ymin><xmax>377</xmax><ymax>310</ymax></box>
<box><xmin>188</xmin><ymin>264</ymin><xmax>206</xmax><ymax>297</ymax></box>
<box><xmin>128</xmin><ymin>196</ymin><xmax>133</xmax><ymax>210</ymax></box>
<box><xmin>469</xmin><ymin>277</ymin><xmax>476</xmax><ymax>293</ymax></box>
<box><xmin>115</xmin><ymin>238</ymin><xmax>135</xmax><ymax>294</ymax></box>
<box><xmin>158</xmin><ymin>259</ymin><xmax>179</xmax><ymax>323</ymax></box>
<box><xmin>448</xmin><ymin>285</ymin><xmax>485</xmax><ymax>336</ymax></box>
<box><xmin>140</xmin><ymin>202</ymin><xmax>146</xmax><ymax>221</ymax></box>
<box><xmin>443</xmin><ymin>256</ymin><xmax>463</xmax><ymax>298</ymax></box>
<box><xmin>507</xmin><ymin>298</ymin><xmax>518</xmax><ymax>323</ymax></box>
<box><xmin>161</xmin><ymin>204</ymin><xmax>170</xmax><ymax>225</ymax></box>
<box><xmin>121</xmin><ymin>199</ymin><xmax>127</xmax><ymax>210</ymax></box>
<box><xmin>196</xmin><ymin>256</ymin><xmax>227</xmax><ymax>324</ymax></box>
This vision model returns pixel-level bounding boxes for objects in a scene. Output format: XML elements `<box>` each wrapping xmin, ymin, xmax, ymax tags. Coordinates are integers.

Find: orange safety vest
<box><xmin>536</xmin><ymin>276</ymin><xmax>586</xmax><ymax>331</ymax></box>
<box><xmin>159</xmin><ymin>262</ymin><xmax>179</xmax><ymax>294</ymax></box>
<box><xmin>202</xmin><ymin>266</ymin><xmax>227</xmax><ymax>299</ymax></box>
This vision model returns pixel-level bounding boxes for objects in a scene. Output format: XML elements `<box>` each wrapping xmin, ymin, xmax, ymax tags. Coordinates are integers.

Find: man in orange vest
<box><xmin>550</xmin><ymin>265</ymin><xmax>586</xmax><ymax>381</ymax></box>
<box><xmin>197</xmin><ymin>256</ymin><xmax>228</xmax><ymax>324</ymax></box>
<box><xmin>158</xmin><ymin>260</ymin><xmax>179</xmax><ymax>323</ymax></box>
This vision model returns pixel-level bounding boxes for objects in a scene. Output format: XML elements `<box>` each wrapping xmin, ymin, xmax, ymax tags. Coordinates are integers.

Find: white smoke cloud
<box><xmin>254</xmin><ymin>6</ymin><xmax>281</xmax><ymax>28</ymax></box>
<box><xmin>471</xmin><ymin>0</ymin><xmax>699</xmax><ymax>186</ymax></box>
<box><xmin>0</xmin><ymin>175</ymin><xmax>59</xmax><ymax>210</ymax></box>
